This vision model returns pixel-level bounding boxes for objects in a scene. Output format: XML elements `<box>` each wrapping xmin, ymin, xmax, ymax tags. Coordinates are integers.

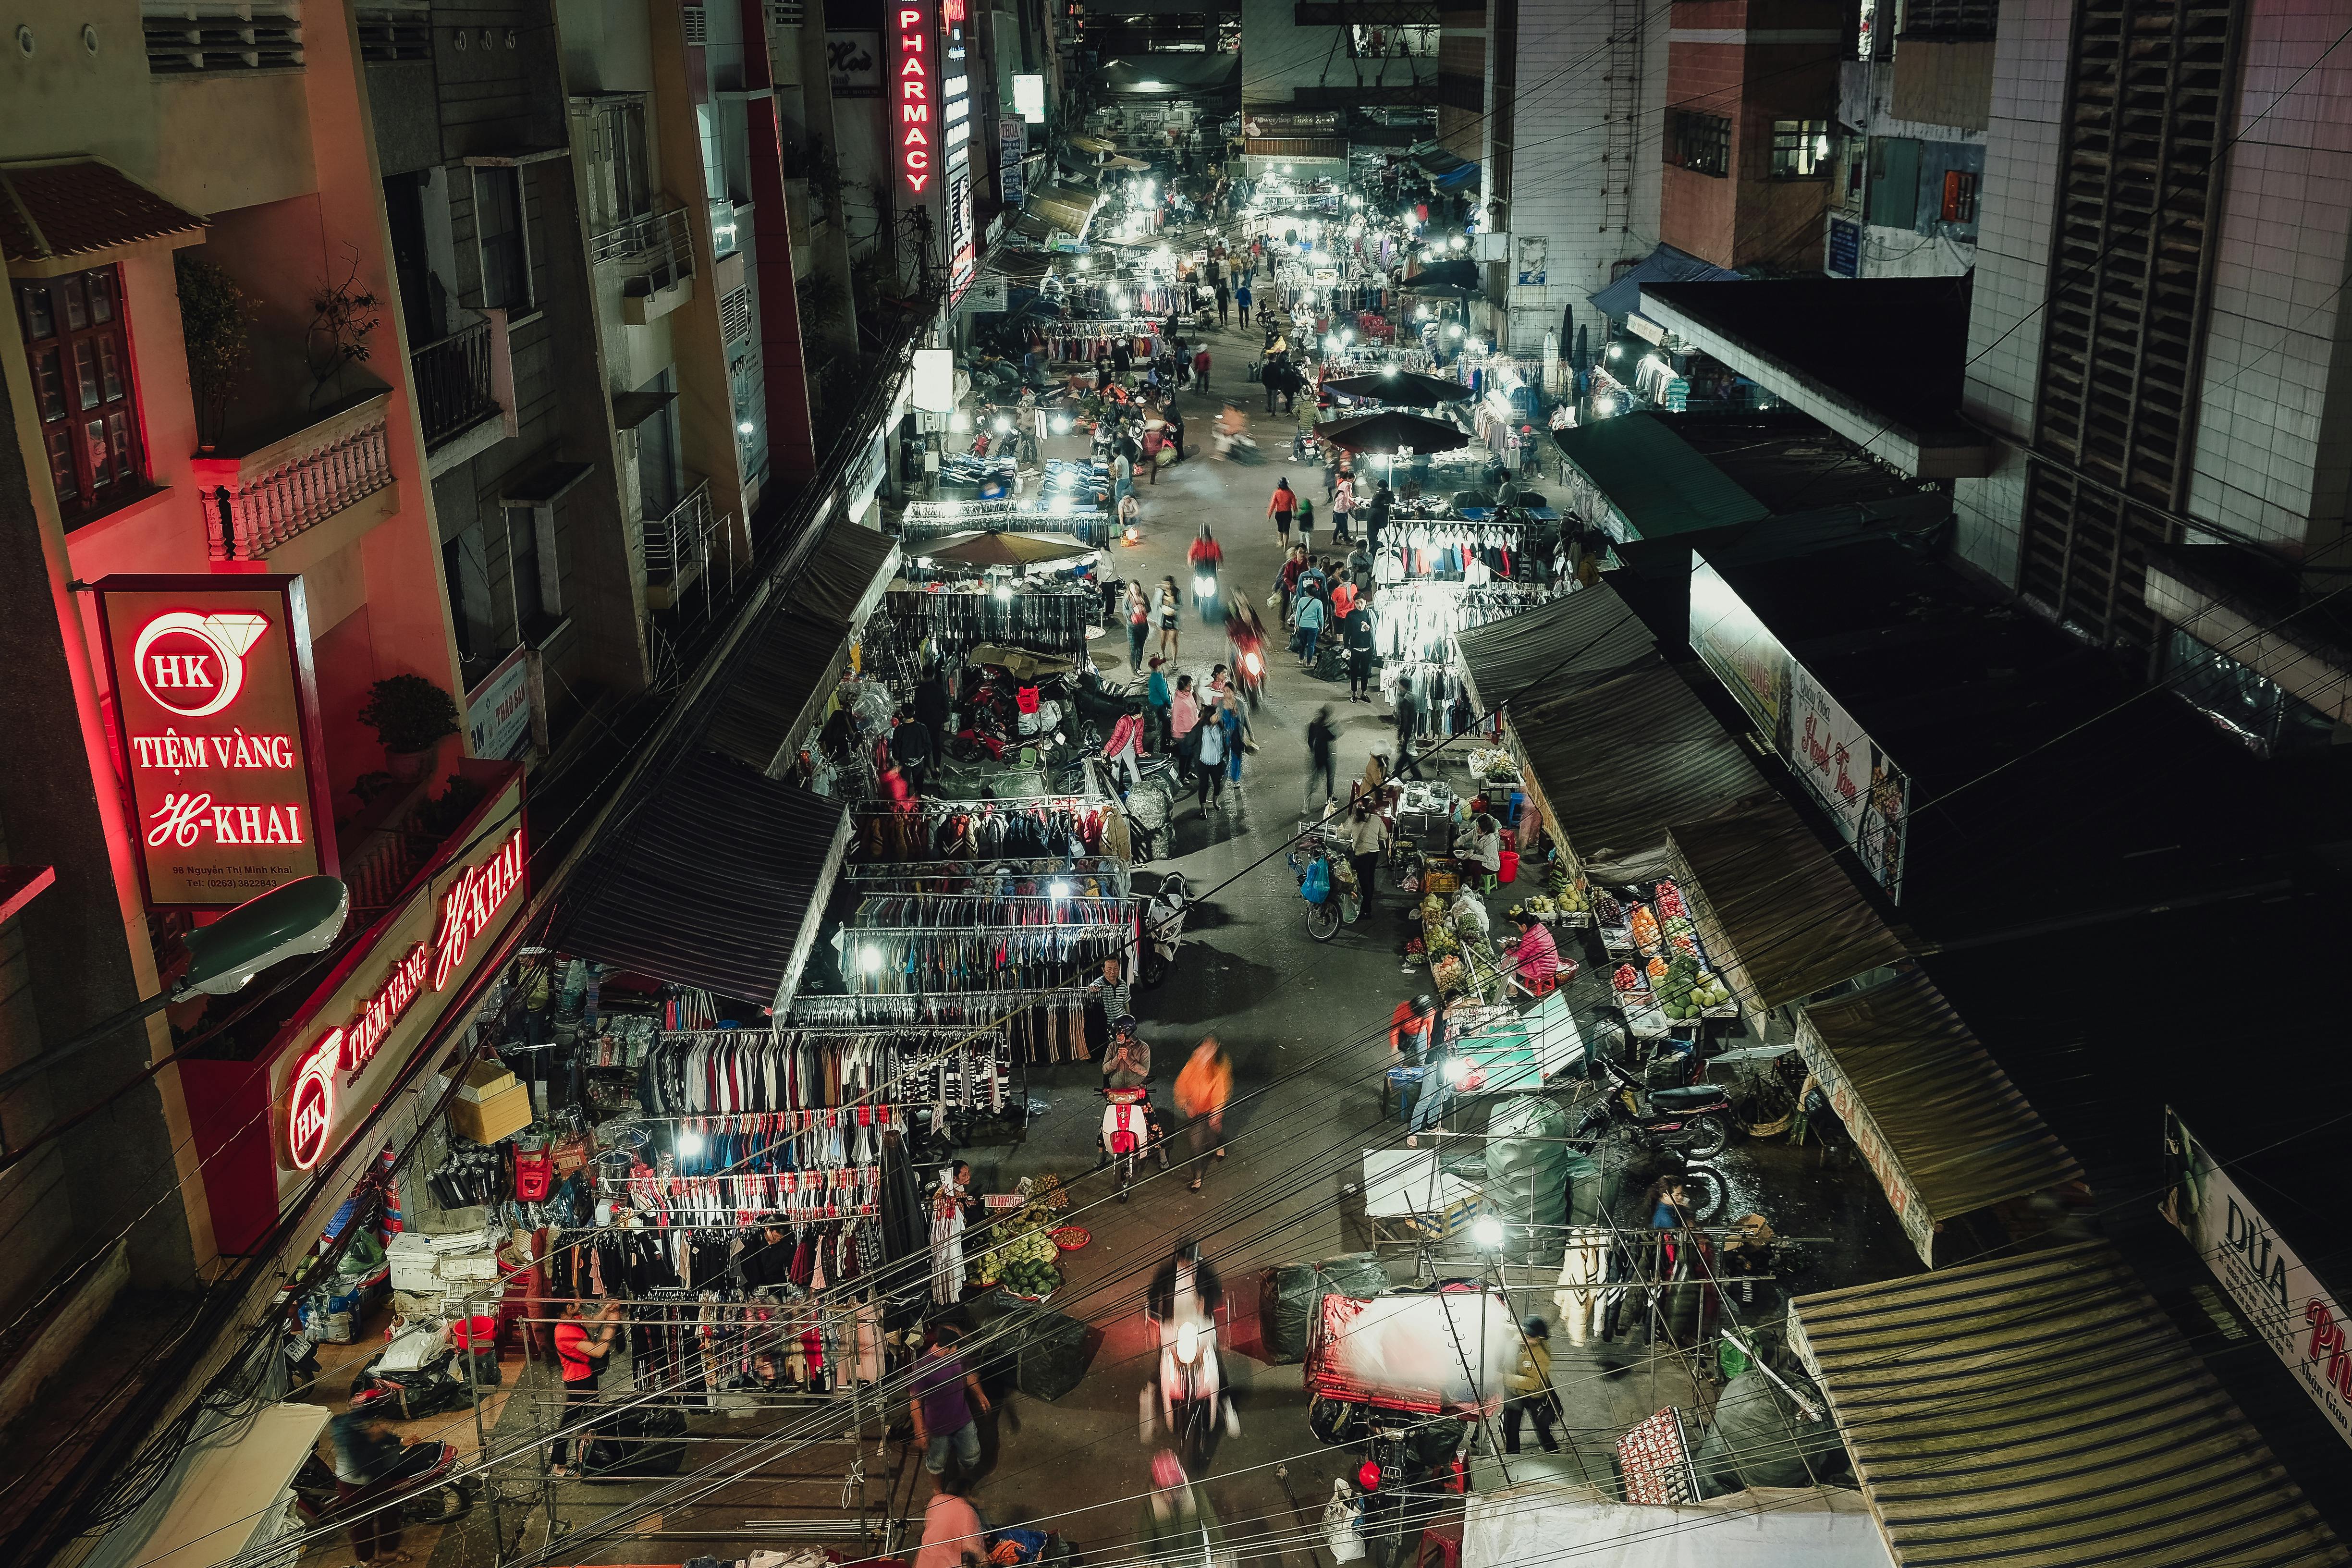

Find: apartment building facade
<box><xmin>1657</xmin><ymin>0</ymin><xmax>1844</xmax><ymax>270</ymax></box>
<box><xmin>1821</xmin><ymin>0</ymin><xmax>1993</xmax><ymax>279</ymax></box>
<box><xmin>1957</xmin><ymin>0</ymin><xmax>2352</xmax><ymax>745</ymax></box>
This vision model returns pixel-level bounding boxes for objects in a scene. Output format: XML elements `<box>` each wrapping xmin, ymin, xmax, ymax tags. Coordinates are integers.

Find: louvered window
<box><xmin>721</xmin><ymin>286</ymin><xmax>753</xmax><ymax>345</ymax></box>
<box><xmin>143</xmin><ymin>0</ymin><xmax>304</xmax><ymax>73</ymax></box>
<box><xmin>684</xmin><ymin>5</ymin><xmax>709</xmax><ymax>45</ymax></box>
<box><xmin>2019</xmin><ymin>0</ymin><xmax>2237</xmax><ymax>650</ymax></box>
<box><xmin>357</xmin><ymin>2</ymin><xmax>431</xmax><ymax>62</ymax></box>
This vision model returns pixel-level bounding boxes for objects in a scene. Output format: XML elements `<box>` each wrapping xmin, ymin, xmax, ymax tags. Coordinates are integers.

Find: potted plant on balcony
<box><xmin>359</xmin><ymin>674</ymin><xmax>460</xmax><ymax>783</ymax></box>
<box><xmin>176</xmin><ymin>253</ymin><xmax>256</xmax><ymax>453</ymax></box>
<box><xmin>306</xmin><ymin>245</ymin><xmax>382</xmax><ymax>409</ymax></box>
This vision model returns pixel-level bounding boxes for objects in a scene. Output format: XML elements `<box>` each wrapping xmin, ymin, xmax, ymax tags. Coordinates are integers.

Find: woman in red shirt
<box><xmin>550</xmin><ymin>1298</ymin><xmax>624</xmax><ymax>1475</ymax></box>
<box><xmin>1268</xmin><ymin>479</ymin><xmax>1297</xmax><ymax>545</ymax></box>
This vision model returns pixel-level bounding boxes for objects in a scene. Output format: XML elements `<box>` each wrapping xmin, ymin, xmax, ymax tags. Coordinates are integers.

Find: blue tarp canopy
<box><xmin>1590</xmin><ymin>244</ymin><xmax>1742</xmax><ymax>331</ymax></box>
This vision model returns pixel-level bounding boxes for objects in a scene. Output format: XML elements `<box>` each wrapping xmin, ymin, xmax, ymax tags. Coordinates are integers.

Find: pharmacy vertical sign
<box><xmin>95</xmin><ymin>576</ymin><xmax>339</xmax><ymax>910</ymax></box>
<box><xmin>896</xmin><ymin>0</ymin><xmax>934</xmax><ymax>196</ymax></box>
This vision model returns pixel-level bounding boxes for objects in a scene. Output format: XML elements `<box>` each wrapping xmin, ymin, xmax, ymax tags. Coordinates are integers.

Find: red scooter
<box><xmin>292</xmin><ymin>1441</ymin><xmax>474</xmax><ymax>1529</ymax></box>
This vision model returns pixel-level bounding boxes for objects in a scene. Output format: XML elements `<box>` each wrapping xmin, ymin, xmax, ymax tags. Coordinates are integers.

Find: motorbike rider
<box><xmin>1102</xmin><ymin>1016</ymin><xmax>1151</xmax><ymax>1090</ymax></box>
<box><xmin>1149</xmin><ymin>1237</ymin><xmax>1226</xmax><ymax>1327</ymax></box>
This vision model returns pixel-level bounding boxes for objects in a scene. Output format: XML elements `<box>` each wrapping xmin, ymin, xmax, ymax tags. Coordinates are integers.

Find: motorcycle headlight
<box><xmin>1242</xmin><ymin>651</ymin><xmax>1262</xmax><ymax>675</ymax></box>
<box><xmin>1194</xmin><ymin>574</ymin><xmax>1214</xmax><ymax>596</ymax></box>
<box><xmin>1176</xmin><ymin>1322</ymin><xmax>1199</xmax><ymax>1365</ymax></box>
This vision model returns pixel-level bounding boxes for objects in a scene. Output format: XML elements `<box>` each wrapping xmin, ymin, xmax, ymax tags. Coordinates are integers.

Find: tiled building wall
<box><xmin>2185</xmin><ymin>0</ymin><xmax>2352</xmax><ymax>560</ymax></box>
<box><xmin>1952</xmin><ymin>0</ymin><xmax>2069</xmax><ymax>586</ymax></box>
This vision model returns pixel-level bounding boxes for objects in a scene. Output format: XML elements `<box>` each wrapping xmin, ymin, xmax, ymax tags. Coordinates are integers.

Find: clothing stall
<box><xmin>1373</xmin><ymin>581</ymin><xmax>1553</xmax><ymax>740</ymax></box>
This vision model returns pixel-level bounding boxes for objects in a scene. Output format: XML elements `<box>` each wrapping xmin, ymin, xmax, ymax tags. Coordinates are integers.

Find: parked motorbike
<box><xmin>1289</xmin><ymin>831</ymin><xmax>1361</xmax><ymax>942</ymax></box>
<box><xmin>1577</xmin><ymin>1057</ymin><xmax>1735</xmax><ymax>1161</ymax></box>
<box><xmin>1099</xmin><ymin>1087</ymin><xmax>1165</xmax><ymax>1200</ymax></box>
<box><xmin>347</xmin><ymin>1318</ymin><xmax>496</xmax><ymax>1420</ymax></box>
<box><xmin>292</xmin><ymin>1440</ymin><xmax>474</xmax><ymax>1531</ymax></box>
<box><xmin>1141</xmin><ymin>872</ymin><xmax>1190</xmax><ymax>987</ymax></box>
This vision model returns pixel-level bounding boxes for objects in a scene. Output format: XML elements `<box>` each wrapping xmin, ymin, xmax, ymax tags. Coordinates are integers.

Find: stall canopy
<box><xmin>1794</xmin><ymin>971</ymin><xmax>2081</xmax><ymax>1264</ymax></box>
<box><xmin>1554</xmin><ymin>414</ymin><xmax>1769</xmax><ymax>541</ymax></box>
<box><xmin>1100</xmin><ymin>54</ymin><xmax>1239</xmax><ymax>95</ymax></box>
<box><xmin>1510</xmin><ymin>659</ymin><xmax>1765</xmax><ymax>865</ymax></box>
<box><xmin>1323</xmin><ymin>370</ymin><xmax>1476</xmax><ymax>407</ymax></box>
<box><xmin>1029</xmin><ymin>184</ymin><xmax>1100</xmax><ymax>238</ymax></box>
<box><xmin>1589</xmin><ymin>243</ymin><xmax>1743</xmax><ymax>334</ymax></box>
<box><xmin>80</xmin><ymin>1402</ymin><xmax>329</xmax><ymax>1568</ymax></box>
<box><xmin>703</xmin><ymin>518</ymin><xmax>897</xmax><ymax>774</ymax></box>
<box><xmin>1790</xmin><ymin>1241</ymin><xmax>2351</xmax><ymax>1568</ymax></box>
<box><xmin>1453</xmin><ymin>581</ymin><xmax>1656</xmax><ymax>713</ymax></box>
<box><xmin>1666</xmin><ymin>796</ymin><xmax>1911</xmax><ymax>1011</ymax></box>
<box><xmin>560</xmin><ymin>749</ymin><xmax>851</xmax><ymax>1011</ymax></box>
<box><xmin>1404</xmin><ymin>257</ymin><xmax>1481</xmax><ymax>290</ymax></box>
<box><xmin>1318</xmin><ymin>409</ymin><xmax>1470</xmax><ymax>454</ymax></box>
<box><xmin>1463</xmin><ymin>1484</ymin><xmax>1893</xmax><ymax>1568</ymax></box>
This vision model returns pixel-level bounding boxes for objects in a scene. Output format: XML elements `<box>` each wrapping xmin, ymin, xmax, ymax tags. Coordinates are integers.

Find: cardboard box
<box><xmin>456</xmin><ymin>1060</ymin><xmax>518</xmax><ymax>1103</ymax></box>
<box><xmin>449</xmin><ymin>1082</ymin><xmax>531</xmax><ymax>1145</ymax></box>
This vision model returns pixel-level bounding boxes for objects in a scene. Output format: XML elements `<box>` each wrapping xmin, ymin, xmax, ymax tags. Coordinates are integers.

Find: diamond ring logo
<box><xmin>131</xmin><ymin>611</ymin><xmax>270</xmax><ymax>719</ymax></box>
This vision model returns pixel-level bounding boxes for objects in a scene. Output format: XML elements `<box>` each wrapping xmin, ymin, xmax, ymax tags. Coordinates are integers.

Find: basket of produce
<box><xmin>1431</xmin><ymin>954</ymin><xmax>1468</xmax><ymax>994</ymax></box>
<box><xmin>1052</xmin><ymin>1225</ymin><xmax>1091</xmax><ymax>1251</ymax></box>
<box><xmin>1650</xmin><ymin>954</ymin><xmax>1733</xmax><ymax>1022</ymax></box>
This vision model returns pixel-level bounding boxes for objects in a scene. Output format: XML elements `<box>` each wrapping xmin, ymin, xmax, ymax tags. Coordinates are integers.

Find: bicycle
<box><xmin>1287</xmin><ymin>831</ymin><xmax>1361</xmax><ymax>941</ymax></box>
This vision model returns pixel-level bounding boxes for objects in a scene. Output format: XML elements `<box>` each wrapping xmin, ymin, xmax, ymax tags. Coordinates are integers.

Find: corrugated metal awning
<box><xmin>1794</xmin><ymin>971</ymin><xmax>2083</xmax><ymax>1264</ymax></box>
<box><xmin>1507</xmin><ymin>658</ymin><xmax>1765</xmax><ymax>865</ymax></box>
<box><xmin>558</xmin><ymin>749</ymin><xmax>849</xmax><ymax>1010</ymax></box>
<box><xmin>1553</xmin><ymin>413</ymin><xmax>1769</xmax><ymax>540</ymax></box>
<box><xmin>1790</xmin><ymin>1241</ymin><xmax>2351</xmax><ymax>1568</ymax></box>
<box><xmin>1665</xmin><ymin>796</ymin><xmax>1911</xmax><ymax>1012</ymax></box>
<box><xmin>1451</xmin><ymin>582</ymin><xmax>1655</xmax><ymax>714</ymax></box>
<box><xmin>703</xmin><ymin>518</ymin><xmax>897</xmax><ymax>774</ymax></box>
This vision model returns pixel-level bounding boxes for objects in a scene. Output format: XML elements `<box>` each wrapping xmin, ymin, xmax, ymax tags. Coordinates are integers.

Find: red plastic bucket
<box><xmin>451</xmin><ymin>1314</ymin><xmax>499</xmax><ymax>1350</ymax></box>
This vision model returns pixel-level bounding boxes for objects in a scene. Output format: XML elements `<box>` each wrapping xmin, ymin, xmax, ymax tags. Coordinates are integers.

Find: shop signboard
<box><xmin>829</xmin><ymin>30</ymin><xmax>882</xmax><ymax>98</ymax></box>
<box><xmin>465</xmin><ymin>646</ymin><xmax>535</xmax><ymax>762</ymax></box>
<box><xmin>957</xmin><ymin>271</ymin><xmax>1009</xmax><ymax>313</ymax></box>
<box><xmin>179</xmin><ymin>766</ymin><xmax>528</xmax><ymax>1253</ymax></box>
<box><xmin>1789</xmin><ymin>662</ymin><xmax>1908</xmax><ymax>901</ymax></box>
<box><xmin>1000</xmin><ymin>115</ymin><xmax>1026</xmax><ymax>205</ymax></box>
<box><xmin>2164</xmin><ymin>1109</ymin><xmax>2352</xmax><ymax>1449</ymax></box>
<box><xmin>1515</xmin><ymin>236</ymin><xmax>1546</xmax><ymax>286</ymax></box>
<box><xmin>1690</xmin><ymin>554</ymin><xmax>1909</xmax><ymax>902</ymax></box>
<box><xmin>1796</xmin><ymin>1015</ymin><xmax>1936</xmax><ymax>1266</ymax></box>
<box><xmin>1827</xmin><ymin>217</ymin><xmax>1861</xmax><ymax>278</ymax></box>
<box><xmin>894</xmin><ymin>2</ymin><xmax>935</xmax><ymax>194</ymax></box>
<box><xmin>1689</xmin><ymin>555</ymin><xmax>1789</xmax><ymax>741</ymax></box>
<box><xmin>1013</xmin><ymin>73</ymin><xmax>1045</xmax><ymax>123</ymax></box>
<box><xmin>93</xmin><ymin>576</ymin><xmax>338</xmax><ymax>911</ymax></box>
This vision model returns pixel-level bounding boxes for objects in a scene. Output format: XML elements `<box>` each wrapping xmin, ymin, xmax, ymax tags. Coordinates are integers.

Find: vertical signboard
<box><xmin>943</xmin><ymin>0</ymin><xmax>976</xmax><ymax>297</ymax></box>
<box><xmin>1689</xmin><ymin>555</ymin><xmax>1789</xmax><ymax>743</ymax></box>
<box><xmin>828</xmin><ymin>30</ymin><xmax>882</xmax><ymax>97</ymax></box>
<box><xmin>2164</xmin><ymin>1109</ymin><xmax>2352</xmax><ymax>1450</ymax></box>
<box><xmin>94</xmin><ymin>576</ymin><xmax>338</xmax><ymax>911</ymax></box>
<box><xmin>894</xmin><ymin>1</ymin><xmax>933</xmax><ymax>195</ymax></box>
<box><xmin>1000</xmin><ymin>115</ymin><xmax>1027</xmax><ymax>205</ymax></box>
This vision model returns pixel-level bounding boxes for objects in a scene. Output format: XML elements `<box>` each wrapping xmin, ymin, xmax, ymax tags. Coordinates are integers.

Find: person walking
<box><xmin>1502</xmin><ymin>1318</ymin><xmax>1561</xmax><ymax>1454</ymax></box>
<box><xmin>1237</xmin><ymin>280</ymin><xmax>1252</xmax><ymax>328</ymax></box>
<box><xmin>1193</xmin><ymin>695</ymin><xmax>1229</xmax><ymax>811</ymax></box>
<box><xmin>1194</xmin><ymin>346</ymin><xmax>1211</xmax><ymax>395</ymax></box>
<box><xmin>1173</xmin><ymin>1037</ymin><xmax>1234</xmax><ymax>1191</ymax></box>
<box><xmin>1268</xmin><ymin>477</ymin><xmax>1297</xmax><ymax>546</ymax></box>
<box><xmin>1157</xmin><ymin>575</ymin><xmax>1183</xmax><ymax>662</ymax></box>
<box><xmin>549</xmin><ymin>1297</ymin><xmax>624</xmax><ymax>1475</ymax></box>
<box><xmin>1219</xmin><ymin>695</ymin><xmax>1248</xmax><ymax>786</ymax></box>
<box><xmin>1141</xmin><ymin>422</ymin><xmax>1165</xmax><ymax>483</ymax></box>
<box><xmin>1293</xmin><ymin>584</ymin><xmax>1326</xmax><ymax>668</ymax></box>
<box><xmin>1104</xmin><ymin>703</ymin><xmax>1148</xmax><ymax>790</ymax></box>
<box><xmin>1304</xmin><ymin>705</ymin><xmax>1337</xmax><ymax>814</ymax></box>
<box><xmin>1276</xmin><ymin>544</ymin><xmax>1308</xmax><ymax>623</ymax></box>
<box><xmin>327</xmin><ymin>1411</ymin><xmax>415</xmax><ymax>1563</ymax></box>
<box><xmin>1332</xmin><ymin>473</ymin><xmax>1354</xmax><ymax>542</ymax></box>
<box><xmin>1126</xmin><ymin>579</ymin><xmax>1152</xmax><ymax>671</ymax></box>
<box><xmin>1140</xmin><ymin>1452</ymin><xmax>1228</xmax><ymax>1568</ymax></box>
<box><xmin>1345</xmin><ymin>796</ymin><xmax>1387</xmax><ymax>905</ymax></box>
<box><xmin>1112</xmin><ymin>446</ymin><xmax>1135</xmax><ymax>509</ymax></box>
<box><xmin>1215</xmin><ymin>278</ymin><xmax>1231</xmax><ymax>325</ymax></box>
<box><xmin>1393</xmin><ymin>683</ymin><xmax>1421</xmax><ymax>779</ymax></box>
<box><xmin>1345</xmin><ymin>600</ymin><xmax>1375</xmax><ymax>702</ymax></box>
<box><xmin>1170</xmin><ymin>674</ymin><xmax>1200</xmax><ymax>783</ymax></box>
<box><xmin>1262</xmin><ymin>352</ymin><xmax>1280</xmax><ymax>413</ymax></box>
<box><xmin>1145</xmin><ymin>655</ymin><xmax>1172</xmax><ymax>749</ymax></box>
<box><xmin>909</xmin><ymin>1323</ymin><xmax>992</xmax><ymax>1487</ymax></box>
<box><xmin>1323</xmin><ymin>452</ymin><xmax>1340</xmax><ymax>502</ymax></box>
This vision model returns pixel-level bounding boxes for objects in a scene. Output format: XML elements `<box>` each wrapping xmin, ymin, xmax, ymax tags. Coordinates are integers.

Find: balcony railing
<box><xmin>194</xmin><ymin>391</ymin><xmax>395</xmax><ymax>562</ymax></box>
<box><xmin>592</xmin><ymin>204</ymin><xmax>696</xmax><ymax>281</ymax></box>
<box><xmin>643</xmin><ymin>478</ymin><xmax>738</xmax><ymax>612</ymax></box>
<box><xmin>411</xmin><ymin>321</ymin><xmax>501</xmax><ymax>449</ymax></box>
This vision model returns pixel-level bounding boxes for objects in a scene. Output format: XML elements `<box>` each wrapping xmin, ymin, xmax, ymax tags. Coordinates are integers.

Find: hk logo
<box><xmin>132</xmin><ymin>611</ymin><xmax>270</xmax><ymax>718</ymax></box>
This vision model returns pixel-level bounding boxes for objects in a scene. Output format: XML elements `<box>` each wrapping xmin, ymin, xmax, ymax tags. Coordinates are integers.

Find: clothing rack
<box><xmin>881</xmin><ymin>585</ymin><xmax>1096</xmax><ymax>661</ymax></box>
<box><xmin>1371</xmin><ymin>581</ymin><xmax>1549</xmax><ymax>662</ymax></box>
<box><xmin>1372</xmin><ymin>522</ymin><xmax>1543</xmax><ymax>586</ymax></box>
<box><xmin>788</xmin><ymin>988</ymin><xmax>1097</xmax><ymax>1064</ymax></box>
<box><xmin>848</xmin><ymin>893</ymin><xmax>1131</xmax><ymax>930</ymax></box>
<box><xmin>851</xmin><ymin>796</ymin><xmax>1120</xmax><ymax>864</ymax></box>
<box><xmin>843</xmin><ymin>856</ymin><xmax>1132</xmax><ymax>899</ymax></box>
<box><xmin>844</xmin><ymin>925</ymin><xmax>1130</xmax><ymax>995</ymax></box>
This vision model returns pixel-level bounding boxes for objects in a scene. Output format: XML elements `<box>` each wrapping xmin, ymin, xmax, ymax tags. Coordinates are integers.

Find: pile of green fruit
<box><xmin>976</xmin><ymin>1204</ymin><xmax>1064</xmax><ymax>1298</ymax></box>
<box><xmin>1654</xmin><ymin>955</ymin><xmax>1734</xmax><ymax>1021</ymax></box>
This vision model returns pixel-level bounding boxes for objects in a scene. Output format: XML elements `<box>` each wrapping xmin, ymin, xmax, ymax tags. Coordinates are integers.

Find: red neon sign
<box><xmin>897</xmin><ymin>4</ymin><xmax>932</xmax><ymax>195</ymax></box>
<box><xmin>431</xmin><ymin>827</ymin><xmax>526</xmax><ymax>992</ymax></box>
<box><xmin>287</xmin><ymin>1036</ymin><xmax>337</xmax><ymax>1170</ymax></box>
<box><xmin>95</xmin><ymin>578</ymin><xmax>335</xmax><ymax>911</ymax></box>
<box><xmin>337</xmin><ymin>943</ymin><xmax>432</xmax><ymax>1078</ymax></box>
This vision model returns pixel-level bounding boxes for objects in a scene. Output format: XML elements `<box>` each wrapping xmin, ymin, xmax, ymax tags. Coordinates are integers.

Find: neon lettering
<box><xmin>431</xmin><ymin>828</ymin><xmax>527</xmax><ymax>991</ymax></box>
<box><xmin>287</xmin><ymin>1034</ymin><xmax>338</xmax><ymax>1169</ymax></box>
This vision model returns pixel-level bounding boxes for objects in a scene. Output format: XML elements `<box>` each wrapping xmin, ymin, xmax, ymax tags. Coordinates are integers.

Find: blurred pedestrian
<box><xmin>1502</xmin><ymin>1319</ymin><xmax>1560</xmax><ymax>1454</ymax></box>
<box><xmin>1304</xmin><ymin>705</ymin><xmax>1337</xmax><ymax>814</ymax></box>
<box><xmin>1174</xmin><ymin>1037</ymin><xmax>1234</xmax><ymax>1191</ymax></box>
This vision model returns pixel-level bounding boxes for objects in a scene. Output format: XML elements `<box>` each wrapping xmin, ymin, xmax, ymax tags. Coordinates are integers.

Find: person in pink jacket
<box><xmin>1104</xmin><ymin>705</ymin><xmax>1149</xmax><ymax>789</ymax></box>
<box><xmin>1507</xmin><ymin>910</ymin><xmax>1562</xmax><ymax>999</ymax></box>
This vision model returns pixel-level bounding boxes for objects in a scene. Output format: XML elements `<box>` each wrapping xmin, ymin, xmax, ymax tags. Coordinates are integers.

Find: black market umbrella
<box><xmin>1317</xmin><ymin>410</ymin><xmax>1471</xmax><ymax>455</ymax></box>
<box><xmin>914</xmin><ymin>531</ymin><xmax>1096</xmax><ymax>568</ymax></box>
<box><xmin>1323</xmin><ymin>371</ymin><xmax>1475</xmax><ymax>408</ymax></box>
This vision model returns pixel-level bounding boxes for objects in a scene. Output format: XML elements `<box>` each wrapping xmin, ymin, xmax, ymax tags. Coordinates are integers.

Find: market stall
<box><xmin>1791</xmin><ymin>971</ymin><xmax>2082</xmax><ymax>1266</ymax></box>
<box><xmin>1461</xmin><ymin>1483</ymin><xmax>1893</xmax><ymax>1568</ymax></box>
<box><xmin>1789</xmin><ymin>1241</ymin><xmax>2341</xmax><ymax>1568</ymax></box>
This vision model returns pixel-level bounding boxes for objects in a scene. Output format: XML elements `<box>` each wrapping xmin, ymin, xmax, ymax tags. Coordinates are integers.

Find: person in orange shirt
<box><xmin>1389</xmin><ymin>994</ymin><xmax>1436</xmax><ymax>1056</ymax></box>
<box><xmin>1173</xmin><ymin>1037</ymin><xmax>1234</xmax><ymax>1192</ymax></box>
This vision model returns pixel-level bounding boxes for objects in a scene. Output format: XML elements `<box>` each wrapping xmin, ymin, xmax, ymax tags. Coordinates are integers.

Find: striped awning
<box><xmin>1791</xmin><ymin>1242</ymin><xmax>2351</xmax><ymax>1568</ymax></box>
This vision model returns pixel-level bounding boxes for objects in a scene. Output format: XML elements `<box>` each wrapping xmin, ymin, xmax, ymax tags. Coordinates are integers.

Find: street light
<box><xmin>1470</xmin><ymin>1215</ymin><xmax>1505</xmax><ymax>1250</ymax></box>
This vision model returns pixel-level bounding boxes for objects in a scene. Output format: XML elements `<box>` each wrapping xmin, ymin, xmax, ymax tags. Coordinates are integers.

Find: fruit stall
<box><xmin>1599</xmin><ymin>877</ymin><xmax>1740</xmax><ymax>1035</ymax></box>
<box><xmin>1414</xmin><ymin>891</ymin><xmax>1503</xmax><ymax>1003</ymax></box>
